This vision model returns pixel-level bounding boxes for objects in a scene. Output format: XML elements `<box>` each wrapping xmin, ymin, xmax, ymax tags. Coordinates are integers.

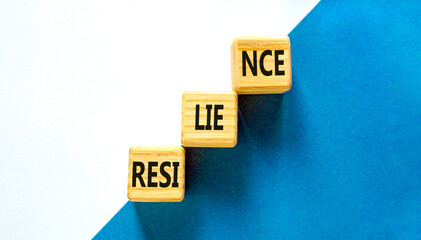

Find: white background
<box><xmin>0</xmin><ymin>0</ymin><xmax>318</xmax><ymax>239</ymax></box>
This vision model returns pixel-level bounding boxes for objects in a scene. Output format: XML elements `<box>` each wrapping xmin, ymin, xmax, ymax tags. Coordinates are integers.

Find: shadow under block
<box><xmin>231</xmin><ymin>36</ymin><xmax>292</xmax><ymax>94</ymax></box>
<box><xmin>181</xmin><ymin>91</ymin><xmax>238</xmax><ymax>148</ymax></box>
<box><xmin>127</xmin><ymin>146</ymin><xmax>185</xmax><ymax>202</ymax></box>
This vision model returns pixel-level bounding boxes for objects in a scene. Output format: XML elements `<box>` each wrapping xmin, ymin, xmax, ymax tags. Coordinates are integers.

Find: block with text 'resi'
<box><xmin>181</xmin><ymin>91</ymin><xmax>238</xmax><ymax>147</ymax></box>
<box><xmin>231</xmin><ymin>36</ymin><xmax>292</xmax><ymax>94</ymax></box>
<box><xmin>128</xmin><ymin>146</ymin><xmax>185</xmax><ymax>202</ymax></box>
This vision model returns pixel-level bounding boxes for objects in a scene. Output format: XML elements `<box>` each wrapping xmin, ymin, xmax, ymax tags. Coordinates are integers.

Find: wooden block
<box><xmin>231</xmin><ymin>36</ymin><xmax>292</xmax><ymax>94</ymax></box>
<box><xmin>181</xmin><ymin>91</ymin><xmax>238</xmax><ymax>148</ymax></box>
<box><xmin>127</xmin><ymin>146</ymin><xmax>185</xmax><ymax>202</ymax></box>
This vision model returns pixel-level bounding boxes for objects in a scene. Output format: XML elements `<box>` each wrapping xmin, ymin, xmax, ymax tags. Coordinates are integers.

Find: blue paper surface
<box><xmin>94</xmin><ymin>0</ymin><xmax>421</xmax><ymax>239</ymax></box>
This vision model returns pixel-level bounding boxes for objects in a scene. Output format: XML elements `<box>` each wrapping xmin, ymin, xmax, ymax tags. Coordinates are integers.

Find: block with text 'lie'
<box><xmin>128</xmin><ymin>146</ymin><xmax>185</xmax><ymax>202</ymax></box>
<box><xmin>181</xmin><ymin>91</ymin><xmax>238</xmax><ymax>148</ymax></box>
<box><xmin>231</xmin><ymin>36</ymin><xmax>292</xmax><ymax>94</ymax></box>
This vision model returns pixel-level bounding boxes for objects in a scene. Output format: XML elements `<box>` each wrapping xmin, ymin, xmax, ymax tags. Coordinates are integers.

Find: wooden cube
<box><xmin>181</xmin><ymin>91</ymin><xmax>238</xmax><ymax>148</ymax></box>
<box><xmin>127</xmin><ymin>146</ymin><xmax>185</xmax><ymax>202</ymax></box>
<box><xmin>231</xmin><ymin>36</ymin><xmax>292</xmax><ymax>94</ymax></box>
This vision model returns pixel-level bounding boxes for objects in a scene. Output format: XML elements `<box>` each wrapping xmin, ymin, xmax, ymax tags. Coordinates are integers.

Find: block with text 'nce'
<box><xmin>181</xmin><ymin>91</ymin><xmax>238</xmax><ymax>147</ymax></box>
<box><xmin>128</xmin><ymin>146</ymin><xmax>185</xmax><ymax>202</ymax></box>
<box><xmin>231</xmin><ymin>36</ymin><xmax>292</xmax><ymax>94</ymax></box>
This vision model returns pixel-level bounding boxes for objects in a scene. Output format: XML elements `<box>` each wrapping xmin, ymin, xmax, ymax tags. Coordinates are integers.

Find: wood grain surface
<box><xmin>231</xmin><ymin>36</ymin><xmax>292</xmax><ymax>94</ymax></box>
<box><xmin>181</xmin><ymin>91</ymin><xmax>238</xmax><ymax>147</ymax></box>
<box><xmin>127</xmin><ymin>146</ymin><xmax>185</xmax><ymax>202</ymax></box>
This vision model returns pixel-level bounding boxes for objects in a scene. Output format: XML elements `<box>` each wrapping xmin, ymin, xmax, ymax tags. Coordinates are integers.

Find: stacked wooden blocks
<box><xmin>128</xmin><ymin>36</ymin><xmax>292</xmax><ymax>202</ymax></box>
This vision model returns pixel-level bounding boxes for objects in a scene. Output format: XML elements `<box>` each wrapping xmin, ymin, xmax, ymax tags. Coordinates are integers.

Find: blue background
<box><xmin>95</xmin><ymin>0</ymin><xmax>421</xmax><ymax>239</ymax></box>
